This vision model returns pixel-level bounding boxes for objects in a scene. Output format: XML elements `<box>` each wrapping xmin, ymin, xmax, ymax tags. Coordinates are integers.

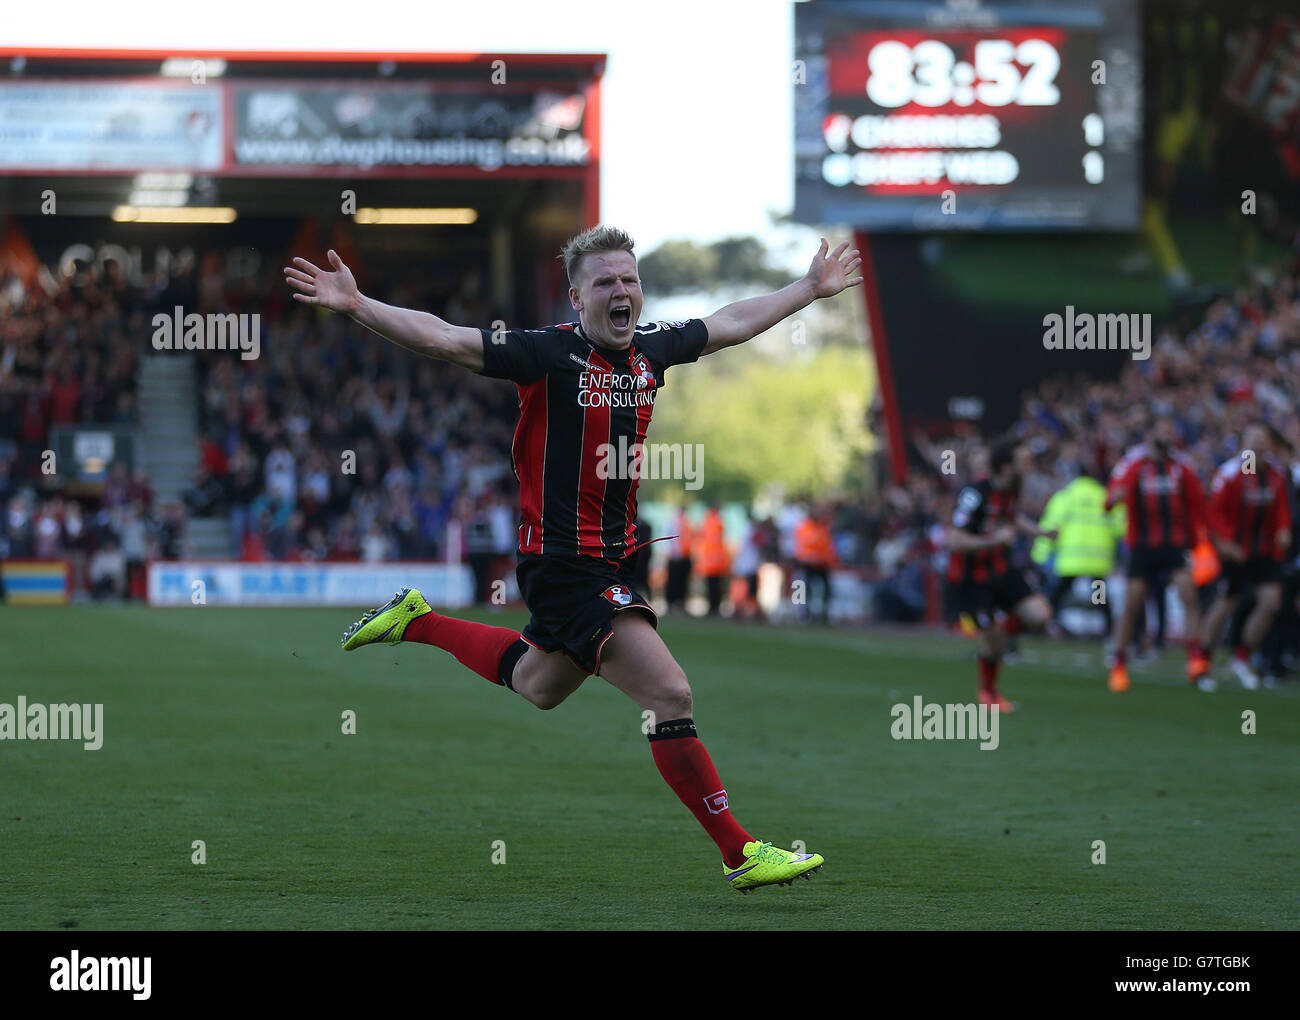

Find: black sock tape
<box><xmin>647</xmin><ymin>717</ymin><xmax>697</xmax><ymax>742</ymax></box>
<box><xmin>499</xmin><ymin>639</ymin><xmax>529</xmax><ymax>690</ymax></box>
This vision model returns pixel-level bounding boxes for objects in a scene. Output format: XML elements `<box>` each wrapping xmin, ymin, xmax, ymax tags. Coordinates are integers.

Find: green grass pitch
<box><xmin>2</xmin><ymin>605</ymin><xmax>1296</xmax><ymax>930</ymax></box>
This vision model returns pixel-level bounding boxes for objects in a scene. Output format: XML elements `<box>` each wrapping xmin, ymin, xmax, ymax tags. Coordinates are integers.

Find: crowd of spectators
<box><xmin>1</xmin><ymin>260</ymin><xmax>141</xmax><ymax>473</ymax></box>
<box><xmin>178</xmin><ymin>259</ymin><xmax>520</xmax><ymax>574</ymax></box>
<box><xmin>908</xmin><ymin>266</ymin><xmax>1300</xmax><ymax>525</ymax></box>
<box><xmin>706</xmin><ymin>263</ymin><xmax>1300</xmax><ymax>626</ymax></box>
<box><xmin>0</xmin><ymin>258</ymin><xmax>188</xmax><ymax>598</ymax></box>
<box><xmin>0</xmin><ymin>249</ymin><xmax>523</xmax><ymax>597</ymax></box>
<box><xmin>5</xmin><ymin>246</ymin><xmax>1299</xmax><ymax>630</ymax></box>
<box><xmin>870</xmin><ymin>263</ymin><xmax>1300</xmax><ymax>634</ymax></box>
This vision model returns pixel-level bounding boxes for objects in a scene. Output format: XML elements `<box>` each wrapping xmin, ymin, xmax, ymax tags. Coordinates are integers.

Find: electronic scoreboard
<box><xmin>794</xmin><ymin>0</ymin><xmax>1142</xmax><ymax>230</ymax></box>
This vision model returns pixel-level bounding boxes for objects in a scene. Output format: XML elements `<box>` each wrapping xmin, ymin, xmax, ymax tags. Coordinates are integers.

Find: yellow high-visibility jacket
<box><xmin>1031</xmin><ymin>477</ymin><xmax>1126</xmax><ymax>578</ymax></box>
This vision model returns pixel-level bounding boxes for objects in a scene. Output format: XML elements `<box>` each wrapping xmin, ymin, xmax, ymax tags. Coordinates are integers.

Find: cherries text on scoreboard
<box><xmin>820</xmin><ymin>27</ymin><xmax>1105</xmax><ymax>193</ymax></box>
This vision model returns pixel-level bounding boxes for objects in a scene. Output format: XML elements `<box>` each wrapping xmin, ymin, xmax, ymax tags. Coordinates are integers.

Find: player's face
<box><xmin>571</xmin><ymin>250</ymin><xmax>643</xmax><ymax>351</ymax></box>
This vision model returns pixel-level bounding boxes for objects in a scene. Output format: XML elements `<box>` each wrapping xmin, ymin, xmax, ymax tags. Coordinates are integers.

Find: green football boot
<box><xmin>341</xmin><ymin>587</ymin><xmax>432</xmax><ymax>651</ymax></box>
<box><xmin>724</xmin><ymin>840</ymin><xmax>825</xmax><ymax>893</ymax></box>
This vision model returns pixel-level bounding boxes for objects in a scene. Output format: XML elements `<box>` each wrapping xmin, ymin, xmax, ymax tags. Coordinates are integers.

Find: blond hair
<box><xmin>560</xmin><ymin>224</ymin><xmax>635</xmax><ymax>285</ymax></box>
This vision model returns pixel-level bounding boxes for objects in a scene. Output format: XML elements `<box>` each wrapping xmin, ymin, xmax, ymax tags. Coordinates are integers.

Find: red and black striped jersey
<box><xmin>1209</xmin><ymin>457</ymin><xmax>1292</xmax><ymax>561</ymax></box>
<box><xmin>479</xmin><ymin>319</ymin><xmax>709</xmax><ymax>560</ymax></box>
<box><xmin>947</xmin><ymin>478</ymin><xmax>1017</xmax><ymax>583</ymax></box>
<box><xmin>1106</xmin><ymin>444</ymin><xmax>1206</xmax><ymax>550</ymax></box>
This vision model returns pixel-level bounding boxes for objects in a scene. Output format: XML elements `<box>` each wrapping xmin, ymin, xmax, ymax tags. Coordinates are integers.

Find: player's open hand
<box><xmin>284</xmin><ymin>250</ymin><xmax>360</xmax><ymax>315</ymax></box>
<box><xmin>805</xmin><ymin>238</ymin><xmax>864</xmax><ymax>299</ymax></box>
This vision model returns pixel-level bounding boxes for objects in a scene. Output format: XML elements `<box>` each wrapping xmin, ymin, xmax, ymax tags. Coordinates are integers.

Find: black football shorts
<box><xmin>1221</xmin><ymin>556</ymin><xmax>1283</xmax><ymax>596</ymax></box>
<box><xmin>950</xmin><ymin>569</ymin><xmax>1035</xmax><ymax>630</ymax></box>
<box><xmin>516</xmin><ymin>552</ymin><xmax>657</xmax><ymax>675</ymax></box>
<box><xmin>1127</xmin><ymin>546</ymin><xmax>1190</xmax><ymax>582</ymax></box>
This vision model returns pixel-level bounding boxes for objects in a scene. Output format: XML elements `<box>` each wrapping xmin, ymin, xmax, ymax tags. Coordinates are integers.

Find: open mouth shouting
<box><xmin>609</xmin><ymin>304</ymin><xmax>632</xmax><ymax>331</ymax></box>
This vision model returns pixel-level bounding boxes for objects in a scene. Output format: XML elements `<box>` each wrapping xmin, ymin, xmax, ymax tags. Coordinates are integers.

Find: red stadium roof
<box><xmin>0</xmin><ymin>47</ymin><xmax>605</xmax><ymax>70</ymax></box>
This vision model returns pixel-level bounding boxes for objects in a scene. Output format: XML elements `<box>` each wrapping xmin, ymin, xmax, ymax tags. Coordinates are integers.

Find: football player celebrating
<box><xmin>946</xmin><ymin>440</ymin><xmax>1056</xmax><ymax>711</ymax></box>
<box><xmin>1105</xmin><ymin>416</ymin><xmax>1209</xmax><ymax>691</ymax></box>
<box><xmin>284</xmin><ymin>226</ymin><xmax>860</xmax><ymax>892</ymax></box>
<box><xmin>1199</xmin><ymin>423</ymin><xmax>1292</xmax><ymax>689</ymax></box>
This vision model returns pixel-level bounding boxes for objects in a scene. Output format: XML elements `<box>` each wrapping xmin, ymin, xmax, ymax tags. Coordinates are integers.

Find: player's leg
<box><xmin>1001</xmin><ymin>589</ymin><xmax>1049</xmax><ymax>668</ymax></box>
<box><xmin>814</xmin><ymin>566</ymin><xmax>832</xmax><ymax>624</ymax></box>
<box><xmin>597</xmin><ymin>611</ymin><xmax>822</xmax><ymax>888</ymax></box>
<box><xmin>979</xmin><ymin>573</ymin><xmax>1041</xmax><ymax>709</ymax></box>
<box><xmin>1151</xmin><ymin>574</ymin><xmax>1169</xmax><ymax>654</ymax></box>
<box><xmin>1012</xmin><ymin>591</ymin><xmax>1052</xmax><ymax>631</ymax></box>
<box><xmin>1045</xmin><ymin>574</ymin><xmax>1073</xmax><ymax>637</ymax></box>
<box><xmin>342</xmin><ymin>588</ymin><xmax>514</xmax><ymax>674</ymax></box>
<box><xmin>1090</xmin><ymin>576</ymin><xmax>1113</xmax><ymax>636</ymax></box>
<box><xmin>1269</xmin><ymin>571</ymin><xmax>1300</xmax><ymax>684</ymax></box>
<box><xmin>1223</xmin><ymin>586</ymin><xmax>1254</xmax><ymax>657</ymax></box>
<box><xmin>705</xmin><ymin>574</ymin><xmax>724</xmax><ymax>616</ymax></box>
<box><xmin>1111</xmin><ymin>574</ymin><xmax>1148</xmax><ymax>691</ymax></box>
<box><xmin>977</xmin><ymin>582</ymin><xmax>1003</xmax><ymax>706</ymax></box>
<box><xmin>1047</xmin><ymin>574</ymin><xmax>1068</xmax><ymax>616</ymax></box>
<box><xmin>997</xmin><ymin>570</ymin><xmax>1045</xmax><ymax>641</ymax></box>
<box><xmin>1233</xmin><ymin>579</ymin><xmax>1282</xmax><ymax>690</ymax></box>
<box><xmin>1170</xmin><ymin>566</ymin><xmax>1208</xmax><ymax>682</ymax></box>
<box><xmin>1200</xmin><ymin>589</ymin><xmax>1238</xmax><ymax>662</ymax></box>
<box><xmin>1116</xmin><ymin>577</ymin><xmax>1147</xmax><ymax>650</ymax></box>
<box><xmin>598</xmin><ymin>610</ymin><xmax>693</xmax><ymax>719</ymax></box>
<box><xmin>1130</xmin><ymin>589</ymin><xmax>1147</xmax><ymax>657</ymax></box>
<box><xmin>342</xmin><ymin>587</ymin><xmax>545</xmax><ymax>695</ymax></box>
<box><xmin>955</xmin><ymin>581</ymin><xmax>1008</xmax><ymax>708</ymax></box>
<box><xmin>976</xmin><ymin>618</ymin><xmax>1010</xmax><ymax>710</ymax></box>
<box><xmin>744</xmin><ymin>572</ymin><xmax>762</xmax><ymax>620</ymax></box>
<box><xmin>1242</xmin><ymin>580</ymin><xmax>1282</xmax><ymax>649</ymax></box>
<box><xmin>508</xmin><ymin>644</ymin><xmax>589</xmax><ymax>709</ymax></box>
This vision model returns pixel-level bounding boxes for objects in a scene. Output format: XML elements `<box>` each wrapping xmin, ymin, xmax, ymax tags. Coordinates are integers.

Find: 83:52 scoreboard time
<box><xmin>794</xmin><ymin>0</ymin><xmax>1142</xmax><ymax>231</ymax></box>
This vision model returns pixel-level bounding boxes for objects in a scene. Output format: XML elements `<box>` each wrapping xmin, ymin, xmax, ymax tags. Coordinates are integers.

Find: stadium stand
<box><xmin>3</xmin><ymin>247</ymin><xmax>1298</xmax><ymax>680</ymax></box>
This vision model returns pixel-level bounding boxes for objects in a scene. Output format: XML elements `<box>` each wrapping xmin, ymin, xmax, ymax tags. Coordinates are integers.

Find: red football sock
<box><xmin>1001</xmin><ymin>613</ymin><xmax>1023</xmax><ymax>636</ymax></box>
<box><xmin>1233</xmin><ymin>645</ymin><xmax>1249</xmax><ymax>662</ymax></box>
<box><xmin>1187</xmin><ymin>640</ymin><xmax>1204</xmax><ymax>660</ymax></box>
<box><xmin>403</xmin><ymin>610</ymin><xmax>524</xmax><ymax>687</ymax></box>
<box><xmin>648</xmin><ymin>719</ymin><xmax>753</xmax><ymax>869</ymax></box>
<box><xmin>978</xmin><ymin>654</ymin><xmax>1000</xmax><ymax>696</ymax></box>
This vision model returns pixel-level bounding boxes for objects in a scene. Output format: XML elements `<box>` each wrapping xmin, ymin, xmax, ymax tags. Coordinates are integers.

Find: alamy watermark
<box><xmin>50</xmin><ymin>952</ymin><xmax>150</xmax><ymax>999</ymax></box>
<box><xmin>0</xmin><ymin>697</ymin><xmax>103</xmax><ymax>750</ymax></box>
<box><xmin>596</xmin><ymin>434</ymin><xmax>704</xmax><ymax>491</ymax></box>
<box><xmin>890</xmin><ymin>696</ymin><xmax>999</xmax><ymax>750</ymax></box>
<box><xmin>151</xmin><ymin>306</ymin><xmax>261</xmax><ymax>360</ymax></box>
<box><xmin>1043</xmin><ymin>306</ymin><xmax>1150</xmax><ymax>361</ymax></box>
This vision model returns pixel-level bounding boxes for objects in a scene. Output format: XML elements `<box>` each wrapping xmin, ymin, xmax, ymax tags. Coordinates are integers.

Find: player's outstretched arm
<box><xmin>283</xmin><ymin>250</ymin><xmax>484</xmax><ymax>372</ymax></box>
<box><xmin>1016</xmin><ymin>511</ymin><xmax>1056</xmax><ymax>540</ymax></box>
<box><xmin>947</xmin><ymin>525</ymin><xmax>1016</xmax><ymax>553</ymax></box>
<box><xmin>700</xmin><ymin>238</ymin><xmax>862</xmax><ymax>356</ymax></box>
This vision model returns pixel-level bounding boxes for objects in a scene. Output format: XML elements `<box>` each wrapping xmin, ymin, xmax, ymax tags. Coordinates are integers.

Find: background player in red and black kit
<box><xmin>1199</xmin><ymin>422</ymin><xmax>1292</xmax><ymax>690</ymax></box>
<box><xmin>947</xmin><ymin>440</ymin><xmax>1055</xmax><ymax>711</ymax></box>
<box><xmin>284</xmin><ymin>225</ymin><xmax>862</xmax><ymax>891</ymax></box>
<box><xmin>1105</xmin><ymin>416</ymin><xmax>1209</xmax><ymax>692</ymax></box>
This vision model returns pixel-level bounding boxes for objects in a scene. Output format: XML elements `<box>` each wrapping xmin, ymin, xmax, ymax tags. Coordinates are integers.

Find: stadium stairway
<box><xmin>138</xmin><ymin>355</ymin><xmax>231</xmax><ymax>559</ymax></box>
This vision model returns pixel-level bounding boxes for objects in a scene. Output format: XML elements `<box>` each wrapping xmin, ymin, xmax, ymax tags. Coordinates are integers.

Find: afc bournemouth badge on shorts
<box><xmin>703</xmin><ymin>790</ymin><xmax>729</xmax><ymax>814</ymax></box>
<box><xmin>602</xmin><ymin>584</ymin><xmax>633</xmax><ymax>606</ymax></box>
